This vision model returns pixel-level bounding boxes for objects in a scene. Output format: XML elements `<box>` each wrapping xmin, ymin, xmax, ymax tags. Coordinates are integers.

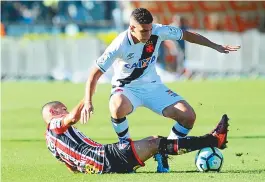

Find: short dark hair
<box><xmin>41</xmin><ymin>101</ymin><xmax>62</xmax><ymax>114</ymax></box>
<box><xmin>131</xmin><ymin>8</ymin><xmax>153</xmax><ymax>24</ymax></box>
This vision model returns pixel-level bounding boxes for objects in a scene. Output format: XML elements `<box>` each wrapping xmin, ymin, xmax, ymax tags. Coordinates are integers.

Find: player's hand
<box><xmin>80</xmin><ymin>102</ymin><xmax>94</xmax><ymax>124</ymax></box>
<box><xmin>214</xmin><ymin>44</ymin><xmax>241</xmax><ymax>54</ymax></box>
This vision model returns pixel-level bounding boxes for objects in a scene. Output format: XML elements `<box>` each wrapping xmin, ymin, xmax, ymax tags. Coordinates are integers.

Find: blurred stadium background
<box><xmin>1</xmin><ymin>1</ymin><xmax>265</xmax><ymax>83</ymax></box>
<box><xmin>1</xmin><ymin>2</ymin><xmax>265</xmax><ymax>181</ymax></box>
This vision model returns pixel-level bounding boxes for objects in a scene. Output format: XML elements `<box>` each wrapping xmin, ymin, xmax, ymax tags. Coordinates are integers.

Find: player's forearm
<box><xmin>71</xmin><ymin>99</ymin><xmax>84</xmax><ymax>120</ymax></box>
<box><xmin>85</xmin><ymin>77</ymin><xmax>97</xmax><ymax>103</ymax></box>
<box><xmin>63</xmin><ymin>99</ymin><xmax>84</xmax><ymax>126</ymax></box>
<box><xmin>182</xmin><ymin>31</ymin><xmax>218</xmax><ymax>50</ymax></box>
<box><xmin>84</xmin><ymin>67</ymin><xmax>103</xmax><ymax>103</ymax></box>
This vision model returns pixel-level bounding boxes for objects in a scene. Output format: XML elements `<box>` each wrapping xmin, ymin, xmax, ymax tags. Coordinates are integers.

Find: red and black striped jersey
<box><xmin>45</xmin><ymin>117</ymin><xmax>105</xmax><ymax>174</ymax></box>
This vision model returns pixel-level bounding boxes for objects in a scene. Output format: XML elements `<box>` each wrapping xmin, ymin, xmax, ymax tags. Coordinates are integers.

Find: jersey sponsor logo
<box><xmin>57</xmin><ymin>148</ymin><xmax>83</xmax><ymax>166</ymax></box>
<box><xmin>124</xmin><ymin>55</ymin><xmax>156</xmax><ymax>69</ymax></box>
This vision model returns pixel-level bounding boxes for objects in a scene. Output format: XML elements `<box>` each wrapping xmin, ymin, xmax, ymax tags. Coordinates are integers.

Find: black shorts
<box><xmin>102</xmin><ymin>139</ymin><xmax>145</xmax><ymax>173</ymax></box>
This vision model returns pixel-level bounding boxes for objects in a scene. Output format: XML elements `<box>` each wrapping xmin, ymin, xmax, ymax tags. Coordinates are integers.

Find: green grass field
<box><xmin>2</xmin><ymin>80</ymin><xmax>265</xmax><ymax>182</ymax></box>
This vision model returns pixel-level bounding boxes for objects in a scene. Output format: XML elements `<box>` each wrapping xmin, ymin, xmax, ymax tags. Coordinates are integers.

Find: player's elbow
<box><xmin>90</xmin><ymin>67</ymin><xmax>104</xmax><ymax>80</ymax></box>
<box><xmin>70</xmin><ymin>114</ymin><xmax>80</xmax><ymax>124</ymax></box>
<box><xmin>70</xmin><ymin>118</ymin><xmax>78</xmax><ymax>124</ymax></box>
<box><xmin>64</xmin><ymin>113</ymin><xmax>80</xmax><ymax>125</ymax></box>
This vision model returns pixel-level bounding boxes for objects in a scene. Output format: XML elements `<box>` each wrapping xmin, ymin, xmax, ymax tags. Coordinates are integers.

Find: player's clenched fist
<box><xmin>81</xmin><ymin>101</ymin><xmax>94</xmax><ymax>124</ymax></box>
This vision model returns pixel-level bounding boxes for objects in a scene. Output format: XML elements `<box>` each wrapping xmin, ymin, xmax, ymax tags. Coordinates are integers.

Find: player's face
<box><xmin>131</xmin><ymin>23</ymin><xmax>152</xmax><ymax>43</ymax></box>
<box><xmin>50</xmin><ymin>104</ymin><xmax>69</xmax><ymax>116</ymax></box>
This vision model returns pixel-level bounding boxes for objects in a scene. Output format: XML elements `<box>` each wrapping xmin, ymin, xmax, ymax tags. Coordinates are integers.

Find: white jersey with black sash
<box><xmin>95</xmin><ymin>24</ymin><xmax>183</xmax><ymax>87</ymax></box>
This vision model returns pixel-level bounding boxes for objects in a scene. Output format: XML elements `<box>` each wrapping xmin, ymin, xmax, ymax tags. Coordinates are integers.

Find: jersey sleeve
<box><xmin>157</xmin><ymin>24</ymin><xmax>183</xmax><ymax>41</ymax></box>
<box><xmin>49</xmin><ymin>117</ymin><xmax>68</xmax><ymax>134</ymax></box>
<box><xmin>95</xmin><ymin>38</ymin><xmax>122</xmax><ymax>73</ymax></box>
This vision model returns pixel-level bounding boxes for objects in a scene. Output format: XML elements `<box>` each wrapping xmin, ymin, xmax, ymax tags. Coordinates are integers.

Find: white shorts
<box><xmin>110</xmin><ymin>83</ymin><xmax>184</xmax><ymax>116</ymax></box>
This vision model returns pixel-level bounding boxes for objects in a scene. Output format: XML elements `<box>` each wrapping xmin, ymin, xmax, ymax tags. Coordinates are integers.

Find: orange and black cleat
<box><xmin>212</xmin><ymin>114</ymin><xmax>229</xmax><ymax>149</ymax></box>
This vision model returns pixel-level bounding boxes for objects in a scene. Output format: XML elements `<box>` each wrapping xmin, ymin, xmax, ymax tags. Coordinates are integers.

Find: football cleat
<box><xmin>154</xmin><ymin>153</ymin><xmax>170</xmax><ymax>173</ymax></box>
<box><xmin>211</xmin><ymin>114</ymin><xmax>229</xmax><ymax>149</ymax></box>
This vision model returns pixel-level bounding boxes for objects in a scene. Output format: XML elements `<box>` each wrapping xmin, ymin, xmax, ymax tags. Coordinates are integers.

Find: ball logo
<box><xmin>212</xmin><ymin>160</ymin><xmax>218</xmax><ymax>165</ymax></box>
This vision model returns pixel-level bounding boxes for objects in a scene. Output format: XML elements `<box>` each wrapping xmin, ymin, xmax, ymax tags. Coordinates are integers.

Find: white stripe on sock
<box><xmin>168</xmin><ymin>121</ymin><xmax>191</xmax><ymax>139</ymax></box>
<box><xmin>112</xmin><ymin>119</ymin><xmax>129</xmax><ymax>133</ymax></box>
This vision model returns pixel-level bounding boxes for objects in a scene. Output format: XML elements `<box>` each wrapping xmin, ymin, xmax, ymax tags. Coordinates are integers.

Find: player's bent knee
<box><xmin>187</xmin><ymin>110</ymin><xmax>196</xmax><ymax>126</ymax></box>
<box><xmin>181</xmin><ymin>107</ymin><xmax>196</xmax><ymax>128</ymax></box>
<box><xmin>110</xmin><ymin>104</ymin><xmax>130</xmax><ymax>118</ymax></box>
<box><xmin>109</xmin><ymin>94</ymin><xmax>133</xmax><ymax>118</ymax></box>
<box><xmin>163</xmin><ymin>103</ymin><xmax>196</xmax><ymax>128</ymax></box>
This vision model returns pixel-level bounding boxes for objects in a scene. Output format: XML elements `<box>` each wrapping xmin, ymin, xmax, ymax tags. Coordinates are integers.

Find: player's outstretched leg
<box><xmin>133</xmin><ymin>118</ymin><xmax>229</xmax><ymax>173</ymax></box>
<box><xmin>158</xmin><ymin>114</ymin><xmax>230</xmax><ymax>156</ymax></box>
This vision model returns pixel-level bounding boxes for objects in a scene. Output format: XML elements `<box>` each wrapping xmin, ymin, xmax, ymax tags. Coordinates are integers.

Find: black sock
<box><xmin>158</xmin><ymin>135</ymin><xmax>218</xmax><ymax>155</ymax></box>
<box><xmin>158</xmin><ymin>136</ymin><xmax>178</xmax><ymax>155</ymax></box>
<box><xmin>177</xmin><ymin>134</ymin><xmax>218</xmax><ymax>154</ymax></box>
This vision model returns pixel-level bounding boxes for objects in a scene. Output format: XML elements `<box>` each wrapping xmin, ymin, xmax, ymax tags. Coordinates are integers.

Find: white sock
<box><xmin>111</xmin><ymin>117</ymin><xmax>130</xmax><ymax>140</ymax></box>
<box><xmin>168</xmin><ymin>121</ymin><xmax>191</xmax><ymax>139</ymax></box>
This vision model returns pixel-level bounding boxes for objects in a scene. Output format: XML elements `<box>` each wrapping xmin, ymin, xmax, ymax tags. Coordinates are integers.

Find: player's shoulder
<box><xmin>108</xmin><ymin>30</ymin><xmax>130</xmax><ymax>51</ymax></box>
<box><xmin>49</xmin><ymin>117</ymin><xmax>64</xmax><ymax>130</ymax></box>
<box><xmin>152</xmin><ymin>23</ymin><xmax>166</xmax><ymax>34</ymax></box>
<box><xmin>48</xmin><ymin>116</ymin><xmax>69</xmax><ymax>134</ymax></box>
<box><xmin>153</xmin><ymin>23</ymin><xmax>182</xmax><ymax>31</ymax></box>
<box><xmin>152</xmin><ymin>23</ymin><xmax>183</xmax><ymax>38</ymax></box>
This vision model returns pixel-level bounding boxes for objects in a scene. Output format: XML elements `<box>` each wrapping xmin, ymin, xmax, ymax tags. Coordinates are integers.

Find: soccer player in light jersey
<box><xmin>80</xmin><ymin>8</ymin><xmax>239</xmax><ymax>172</ymax></box>
<box><xmin>43</xmin><ymin>100</ymin><xmax>229</xmax><ymax>174</ymax></box>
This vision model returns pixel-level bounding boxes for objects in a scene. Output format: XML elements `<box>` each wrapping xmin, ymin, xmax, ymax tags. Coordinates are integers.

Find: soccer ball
<box><xmin>195</xmin><ymin>147</ymin><xmax>224</xmax><ymax>172</ymax></box>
